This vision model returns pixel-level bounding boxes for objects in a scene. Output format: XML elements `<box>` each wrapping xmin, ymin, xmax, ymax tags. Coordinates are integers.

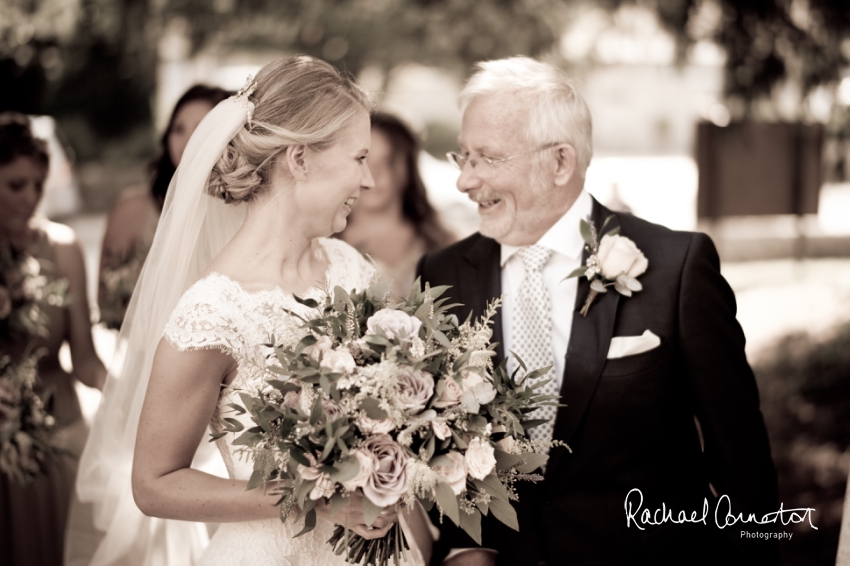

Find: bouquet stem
<box><xmin>328</xmin><ymin>522</ymin><xmax>409</xmax><ymax>566</ymax></box>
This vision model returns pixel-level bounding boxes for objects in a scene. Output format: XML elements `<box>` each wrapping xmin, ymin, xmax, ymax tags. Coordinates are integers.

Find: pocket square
<box><xmin>607</xmin><ymin>330</ymin><xmax>661</xmax><ymax>359</ymax></box>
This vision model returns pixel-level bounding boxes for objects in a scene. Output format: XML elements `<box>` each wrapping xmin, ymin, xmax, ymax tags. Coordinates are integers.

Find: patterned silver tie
<box><xmin>509</xmin><ymin>245</ymin><xmax>559</xmax><ymax>449</ymax></box>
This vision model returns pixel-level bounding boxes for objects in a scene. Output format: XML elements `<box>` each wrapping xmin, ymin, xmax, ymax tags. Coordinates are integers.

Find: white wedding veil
<box><xmin>72</xmin><ymin>88</ymin><xmax>253</xmax><ymax>565</ymax></box>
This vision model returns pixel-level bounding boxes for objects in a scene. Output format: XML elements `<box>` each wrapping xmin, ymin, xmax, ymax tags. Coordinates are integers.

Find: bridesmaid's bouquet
<box><xmin>222</xmin><ymin>280</ymin><xmax>559</xmax><ymax>565</ymax></box>
<box><xmin>98</xmin><ymin>243</ymin><xmax>148</xmax><ymax>330</ymax></box>
<box><xmin>0</xmin><ymin>246</ymin><xmax>69</xmax><ymax>343</ymax></box>
<box><xmin>0</xmin><ymin>353</ymin><xmax>58</xmax><ymax>485</ymax></box>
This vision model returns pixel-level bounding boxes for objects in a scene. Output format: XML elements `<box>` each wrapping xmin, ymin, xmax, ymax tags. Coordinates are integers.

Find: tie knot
<box><xmin>517</xmin><ymin>245</ymin><xmax>552</xmax><ymax>274</ymax></box>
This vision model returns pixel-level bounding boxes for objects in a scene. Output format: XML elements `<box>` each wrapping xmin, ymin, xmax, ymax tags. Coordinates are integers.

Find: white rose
<box><xmin>464</xmin><ymin>437</ymin><xmax>496</xmax><ymax>480</ymax></box>
<box><xmin>460</xmin><ymin>371</ymin><xmax>483</xmax><ymax>392</ymax></box>
<box><xmin>431</xmin><ymin>420</ymin><xmax>452</xmax><ymax>441</ymax></box>
<box><xmin>366</xmin><ymin>309</ymin><xmax>422</xmax><ymax>341</ymax></box>
<box><xmin>432</xmin><ymin>451</ymin><xmax>467</xmax><ymax>495</ymax></box>
<box><xmin>309</xmin><ymin>474</ymin><xmax>337</xmax><ymax>500</ymax></box>
<box><xmin>341</xmin><ymin>449</ymin><xmax>376</xmax><ymax>490</ymax></box>
<box><xmin>596</xmin><ymin>235</ymin><xmax>648</xmax><ymax>280</ymax></box>
<box><xmin>432</xmin><ymin>378</ymin><xmax>462</xmax><ymax>408</ymax></box>
<box><xmin>304</xmin><ymin>335</ymin><xmax>333</xmax><ymax>361</ymax></box>
<box><xmin>320</xmin><ymin>349</ymin><xmax>356</xmax><ymax>374</ymax></box>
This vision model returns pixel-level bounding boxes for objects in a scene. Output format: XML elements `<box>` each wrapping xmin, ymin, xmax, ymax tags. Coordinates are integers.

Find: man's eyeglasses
<box><xmin>446</xmin><ymin>143</ymin><xmax>561</xmax><ymax>173</ymax></box>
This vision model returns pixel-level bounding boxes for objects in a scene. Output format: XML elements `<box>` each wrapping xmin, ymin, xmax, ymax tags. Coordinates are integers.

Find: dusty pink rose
<box><xmin>341</xmin><ymin>449</ymin><xmax>376</xmax><ymax>491</ymax></box>
<box><xmin>303</xmin><ymin>336</ymin><xmax>333</xmax><ymax>361</ymax></box>
<box><xmin>432</xmin><ymin>378</ymin><xmax>462</xmax><ymax>408</ymax></box>
<box><xmin>366</xmin><ymin>309</ymin><xmax>422</xmax><ymax>341</ymax></box>
<box><xmin>431</xmin><ymin>420</ymin><xmax>451</xmax><ymax>441</ymax></box>
<box><xmin>356</xmin><ymin>414</ymin><xmax>396</xmax><ymax>435</ymax></box>
<box><xmin>597</xmin><ymin>235</ymin><xmax>648</xmax><ymax>280</ymax></box>
<box><xmin>464</xmin><ymin>437</ymin><xmax>496</xmax><ymax>480</ymax></box>
<box><xmin>322</xmin><ymin>400</ymin><xmax>342</xmax><ymax>422</ymax></box>
<box><xmin>396</xmin><ymin>369</ymin><xmax>435</xmax><ymax>413</ymax></box>
<box><xmin>320</xmin><ymin>349</ymin><xmax>356</xmax><ymax>374</ymax></box>
<box><xmin>0</xmin><ymin>287</ymin><xmax>11</xmax><ymax>320</ymax></box>
<box><xmin>432</xmin><ymin>451</ymin><xmax>467</xmax><ymax>495</ymax></box>
<box><xmin>282</xmin><ymin>391</ymin><xmax>301</xmax><ymax>409</ymax></box>
<box><xmin>361</xmin><ymin>435</ymin><xmax>409</xmax><ymax>507</ymax></box>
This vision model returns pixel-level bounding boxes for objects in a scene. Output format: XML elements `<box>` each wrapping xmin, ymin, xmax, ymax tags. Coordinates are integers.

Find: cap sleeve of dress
<box><xmin>162</xmin><ymin>274</ymin><xmax>244</xmax><ymax>354</ymax></box>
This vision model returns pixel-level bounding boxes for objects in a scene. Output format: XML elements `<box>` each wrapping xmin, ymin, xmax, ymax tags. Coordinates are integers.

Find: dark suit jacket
<box><xmin>416</xmin><ymin>198</ymin><xmax>778</xmax><ymax>566</ymax></box>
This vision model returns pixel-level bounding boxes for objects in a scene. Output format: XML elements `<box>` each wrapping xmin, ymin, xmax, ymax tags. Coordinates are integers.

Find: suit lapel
<box><xmin>545</xmin><ymin>199</ymin><xmax>621</xmax><ymax>480</ymax></box>
<box><xmin>461</xmin><ymin>236</ymin><xmax>505</xmax><ymax>362</ymax></box>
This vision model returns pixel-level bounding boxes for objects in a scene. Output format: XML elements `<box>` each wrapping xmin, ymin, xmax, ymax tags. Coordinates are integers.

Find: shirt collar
<box><xmin>500</xmin><ymin>189</ymin><xmax>593</xmax><ymax>267</ymax></box>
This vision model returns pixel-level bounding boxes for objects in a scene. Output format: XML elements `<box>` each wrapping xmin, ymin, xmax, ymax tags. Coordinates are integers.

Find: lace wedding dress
<box><xmin>162</xmin><ymin>237</ymin><xmax>410</xmax><ymax>566</ymax></box>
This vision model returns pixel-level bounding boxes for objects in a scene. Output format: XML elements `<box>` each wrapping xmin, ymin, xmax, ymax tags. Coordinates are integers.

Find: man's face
<box><xmin>456</xmin><ymin>92</ymin><xmax>564</xmax><ymax>246</ymax></box>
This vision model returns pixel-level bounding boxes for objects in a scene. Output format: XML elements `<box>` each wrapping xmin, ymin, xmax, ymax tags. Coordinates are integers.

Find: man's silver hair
<box><xmin>459</xmin><ymin>56</ymin><xmax>593</xmax><ymax>179</ymax></box>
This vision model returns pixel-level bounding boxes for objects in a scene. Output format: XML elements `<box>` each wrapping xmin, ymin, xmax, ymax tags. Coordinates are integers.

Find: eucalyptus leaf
<box><xmin>566</xmin><ymin>266</ymin><xmax>588</xmax><ymax>280</ymax></box>
<box><xmin>360</xmin><ymin>397</ymin><xmax>388</xmax><ymax>419</ymax></box>
<box><xmin>458</xmin><ymin>508</ymin><xmax>482</xmax><ymax>545</ymax></box>
<box><xmin>293</xmin><ymin>508</ymin><xmax>317</xmax><ymax>538</ymax></box>
<box><xmin>579</xmin><ymin>219</ymin><xmax>595</xmax><ymax>248</ymax></box>
<box><xmin>590</xmin><ymin>279</ymin><xmax>608</xmax><ymax>293</ymax></box>
<box><xmin>361</xmin><ymin>493</ymin><xmax>383</xmax><ymax>527</ymax></box>
<box><xmin>516</xmin><ymin>453</ymin><xmax>548</xmax><ymax>474</ymax></box>
<box><xmin>489</xmin><ymin>498</ymin><xmax>519</xmax><ymax>531</ymax></box>
<box><xmin>328</xmin><ymin>458</ymin><xmax>360</xmax><ymax>483</ymax></box>
<box><xmin>434</xmin><ymin>481</ymin><xmax>460</xmax><ymax>526</ymax></box>
<box><xmin>246</xmin><ymin>469</ymin><xmax>265</xmax><ymax>491</ymax></box>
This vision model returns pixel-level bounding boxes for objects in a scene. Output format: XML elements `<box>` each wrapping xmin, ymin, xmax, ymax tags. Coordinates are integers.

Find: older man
<box><xmin>416</xmin><ymin>57</ymin><xmax>778</xmax><ymax>565</ymax></box>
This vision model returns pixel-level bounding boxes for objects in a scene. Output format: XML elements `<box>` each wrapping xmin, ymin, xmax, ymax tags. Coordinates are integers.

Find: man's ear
<box><xmin>553</xmin><ymin>144</ymin><xmax>577</xmax><ymax>187</ymax></box>
<box><xmin>285</xmin><ymin>144</ymin><xmax>308</xmax><ymax>181</ymax></box>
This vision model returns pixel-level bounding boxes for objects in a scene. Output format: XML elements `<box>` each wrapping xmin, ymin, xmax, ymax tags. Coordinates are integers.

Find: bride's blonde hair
<box><xmin>207</xmin><ymin>55</ymin><xmax>372</xmax><ymax>204</ymax></box>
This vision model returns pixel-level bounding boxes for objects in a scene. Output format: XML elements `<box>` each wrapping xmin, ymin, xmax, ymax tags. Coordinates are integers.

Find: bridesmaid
<box><xmin>98</xmin><ymin>85</ymin><xmax>231</xmax><ymax>329</ymax></box>
<box><xmin>0</xmin><ymin>112</ymin><xmax>106</xmax><ymax>565</ymax></box>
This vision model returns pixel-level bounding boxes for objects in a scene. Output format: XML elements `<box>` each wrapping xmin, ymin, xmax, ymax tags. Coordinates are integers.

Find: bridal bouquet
<box><xmin>98</xmin><ymin>243</ymin><xmax>148</xmax><ymax>330</ymax></box>
<box><xmin>0</xmin><ymin>353</ymin><xmax>57</xmax><ymax>485</ymax></box>
<box><xmin>0</xmin><ymin>246</ymin><xmax>69</xmax><ymax>343</ymax></box>
<box><xmin>221</xmin><ymin>280</ymin><xmax>559</xmax><ymax>565</ymax></box>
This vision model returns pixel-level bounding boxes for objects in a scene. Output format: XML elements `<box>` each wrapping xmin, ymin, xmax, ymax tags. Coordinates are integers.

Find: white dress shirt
<box><xmin>500</xmin><ymin>189</ymin><xmax>592</xmax><ymax>391</ymax></box>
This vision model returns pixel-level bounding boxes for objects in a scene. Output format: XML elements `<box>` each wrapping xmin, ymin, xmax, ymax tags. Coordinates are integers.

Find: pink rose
<box><xmin>366</xmin><ymin>309</ymin><xmax>422</xmax><ymax>341</ymax></box>
<box><xmin>320</xmin><ymin>349</ymin><xmax>356</xmax><ymax>374</ymax></box>
<box><xmin>361</xmin><ymin>435</ymin><xmax>409</xmax><ymax>507</ymax></box>
<box><xmin>464</xmin><ymin>437</ymin><xmax>496</xmax><ymax>480</ymax></box>
<box><xmin>431</xmin><ymin>420</ymin><xmax>451</xmax><ymax>441</ymax></box>
<box><xmin>356</xmin><ymin>414</ymin><xmax>396</xmax><ymax>435</ymax></box>
<box><xmin>0</xmin><ymin>286</ymin><xmax>11</xmax><ymax>319</ymax></box>
<box><xmin>396</xmin><ymin>369</ymin><xmax>435</xmax><ymax>413</ymax></box>
<box><xmin>322</xmin><ymin>399</ymin><xmax>342</xmax><ymax>422</ymax></box>
<box><xmin>282</xmin><ymin>391</ymin><xmax>301</xmax><ymax>409</ymax></box>
<box><xmin>432</xmin><ymin>451</ymin><xmax>467</xmax><ymax>495</ymax></box>
<box><xmin>341</xmin><ymin>449</ymin><xmax>376</xmax><ymax>491</ymax></box>
<box><xmin>432</xmin><ymin>378</ymin><xmax>462</xmax><ymax>409</ymax></box>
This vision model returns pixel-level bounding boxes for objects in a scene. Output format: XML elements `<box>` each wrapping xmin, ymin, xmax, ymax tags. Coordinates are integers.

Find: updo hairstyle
<box><xmin>0</xmin><ymin>112</ymin><xmax>49</xmax><ymax>170</ymax></box>
<box><xmin>207</xmin><ymin>56</ymin><xmax>372</xmax><ymax>204</ymax></box>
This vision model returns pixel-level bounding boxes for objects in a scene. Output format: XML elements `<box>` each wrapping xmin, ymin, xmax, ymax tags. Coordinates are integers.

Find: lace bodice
<box><xmin>161</xmin><ymin>238</ymin><xmax>392</xmax><ymax>566</ymax></box>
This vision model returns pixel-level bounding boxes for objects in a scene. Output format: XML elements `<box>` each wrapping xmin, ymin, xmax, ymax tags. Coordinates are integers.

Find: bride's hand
<box><xmin>313</xmin><ymin>492</ymin><xmax>398</xmax><ymax>540</ymax></box>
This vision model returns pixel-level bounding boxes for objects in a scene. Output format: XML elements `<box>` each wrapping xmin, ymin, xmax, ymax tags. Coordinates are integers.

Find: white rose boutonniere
<box><xmin>567</xmin><ymin>216</ymin><xmax>648</xmax><ymax>317</ymax></box>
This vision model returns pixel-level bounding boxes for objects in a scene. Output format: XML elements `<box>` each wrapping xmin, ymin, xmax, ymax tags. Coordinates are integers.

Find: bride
<box><xmin>73</xmin><ymin>56</ymin><xmax>432</xmax><ymax>565</ymax></box>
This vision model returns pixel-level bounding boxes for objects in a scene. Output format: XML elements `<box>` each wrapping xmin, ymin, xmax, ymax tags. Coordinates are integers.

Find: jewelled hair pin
<box><xmin>234</xmin><ymin>74</ymin><xmax>258</xmax><ymax>129</ymax></box>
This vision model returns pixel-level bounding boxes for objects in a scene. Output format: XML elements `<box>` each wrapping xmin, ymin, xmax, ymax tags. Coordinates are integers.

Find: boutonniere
<box><xmin>566</xmin><ymin>216</ymin><xmax>648</xmax><ymax>317</ymax></box>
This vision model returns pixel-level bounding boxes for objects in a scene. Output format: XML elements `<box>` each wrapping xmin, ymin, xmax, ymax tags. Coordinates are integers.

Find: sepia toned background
<box><xmin>3</xmin><ymin>1</ymin><xmax>850</xmax><ymax>563</ymax></box>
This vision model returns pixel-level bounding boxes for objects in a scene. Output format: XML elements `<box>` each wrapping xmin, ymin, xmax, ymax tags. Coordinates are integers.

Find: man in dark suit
<box><xmin>417</xmin><ymin>57</ymin><xmax>778</xmax><ymax>565</ymax></box>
